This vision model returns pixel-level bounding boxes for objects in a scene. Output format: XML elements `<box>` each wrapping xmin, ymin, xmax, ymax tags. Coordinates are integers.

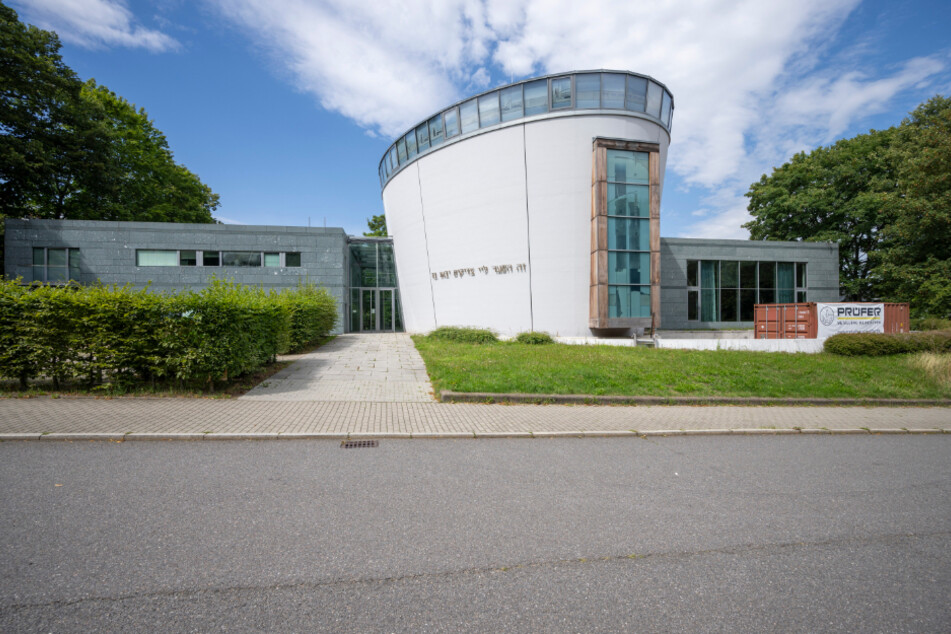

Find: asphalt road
<box><xmin>1</xmin><ymin>436</ymin><xmax>948</xmax><ymax>632</ymax></box>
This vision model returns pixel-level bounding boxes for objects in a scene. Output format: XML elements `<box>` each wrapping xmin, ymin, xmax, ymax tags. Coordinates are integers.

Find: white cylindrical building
<box><xmin>380</xmin><ymin>71</ymin><xmax>673</xmax><ymax>337</ymax></box>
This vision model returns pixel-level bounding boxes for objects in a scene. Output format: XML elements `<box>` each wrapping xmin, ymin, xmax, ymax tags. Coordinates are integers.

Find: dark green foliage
<box><xmin>912</xmin><ymin>317</ymin><xmax>951</xmax><ymax>331</ymax></box>
<box><xmin>363</xmin><ymin>213</ymin><xmax>387</xmax><ymax>236</ymax></box>
<box><xmin>427</xmin><ymin>326</ymin><xmax>498</xmax><ymax>344</ymax></box>
<box><xmin>0</xmin><ymin>278</ymin><xmax>336</xmax><ymax>389</ymax></box>
<box><xmin>824</xmin><ymin>331</ymin><xmax>951</xmax><ymax>356</ymax></box>
<box><xmin>515</xmin><ymin>331</ymin><xmax>554</xmax><ymax>345</ymax></box>
<box><xmin>744</xmin><ymin>95</ymin><xmax>951</xmax><ymax>313</ymax></box>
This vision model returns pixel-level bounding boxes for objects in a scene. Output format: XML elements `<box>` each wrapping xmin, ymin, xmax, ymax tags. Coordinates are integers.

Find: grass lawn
<box><xmin>412</xmin><ymin>337</ymin><xmax>951</xmax><ymax>400</ymax></box>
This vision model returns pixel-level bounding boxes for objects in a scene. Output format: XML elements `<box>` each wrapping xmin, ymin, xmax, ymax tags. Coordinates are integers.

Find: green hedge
<box><xmin>0</xmin><ymin>278</ymin><xmax>337</xmax><ymax>389</ymax></box>
<box><xmin>911</xmin><ymin>317</ymin><xmax>951</xmax><ymax>331</ymax></box>
<box><xmin>427</xmin><ymin>326</ymin><xmax>498</xmax><ymax>344</ymax></box>
<box><xmin>824</xmin><ymin>330</ymin><xmax>951</xmax><ymax>356</ymax></box>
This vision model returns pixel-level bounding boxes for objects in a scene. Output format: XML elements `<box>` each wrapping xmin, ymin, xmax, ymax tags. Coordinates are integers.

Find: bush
<box><xmin>0</xmin><ymin>278</ymin><xmax>337</xmax><ymax>390</ymax></box>
<box><xmin>427</xmin><ymin>326</ymin><xmax>498</xmax><ymax>344</ymax></box>
<box><xmin>515</xmin><ymin>331</ymin><xmax>554</xmax><ymax>345</ymax></box>
<box><xmin>911</xmin><ymin>317</ymin><xmax>951</xmax><ymax>331</ymax></box>
<box><xmin>824</xmin><ymin>330</ymin><xmax>951</xmax><ymax>356</ymax></box>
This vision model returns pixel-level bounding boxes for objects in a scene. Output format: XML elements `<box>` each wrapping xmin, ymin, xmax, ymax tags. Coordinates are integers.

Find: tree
<box><xmin>744</xmin><ymin>96</ymin><xmax>951</xmax><ymax>315</ymax></box>
<box><xmin>0</xmin><ymin>2</ymin><xmax>218</xmax><ymax>268</ymax></box>
<box><xmin>874</xmin><ymin>96</ymin><xmax>951</xmax><ymax>316</ymax></box>
<box><xmin>743</xmin><ymin>128</ymin><xmax>896</xmax><ymax>301</ymax></box>
<box><xmin>364</xmin><ymin>213</ymin><xmax>387</xmax><ymax>236</ymax></box>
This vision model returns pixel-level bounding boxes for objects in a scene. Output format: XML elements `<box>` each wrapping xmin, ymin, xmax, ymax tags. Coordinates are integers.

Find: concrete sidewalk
<box><xmin>1</xmin><ymin>398</ymin><xmax>949</xmax><ymax>439</ymax></box>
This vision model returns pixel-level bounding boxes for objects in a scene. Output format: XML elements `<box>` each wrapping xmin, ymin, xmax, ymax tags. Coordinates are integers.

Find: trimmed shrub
<box><xmin>427</xmin><ymin>326</ymin><xmax>498</xmax><ymax>344</ymax></box>
<box><xmin>515</xmin><ymin>331</ymin><xmax>554</xmax><ymax>345</ymax></box>
<box><xmin>824</xmin><ymin>330</ymin><xmax>951</xmax><ymax>356</ymax></box>
<box><xmin>911</xmin><ymin>317</ymin><xmax>951</xmax><ymax>331</ymax></box>
<box><xmin>0</xmin><ymin>277</ymin><xmax>337</xmax><ymax>390</ymax></box>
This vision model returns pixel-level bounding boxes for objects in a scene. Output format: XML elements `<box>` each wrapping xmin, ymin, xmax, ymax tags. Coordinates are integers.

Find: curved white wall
<box><xmin>384</xmin><ymin>112</ymin><xmax>670</xmax><ymax>337</ymax></box>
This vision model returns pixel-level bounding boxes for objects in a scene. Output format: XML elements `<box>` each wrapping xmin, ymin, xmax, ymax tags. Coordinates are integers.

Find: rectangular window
<box><xmin>524</xmin><ymin>79</ymin><xmax>548</xmax><ymax>115</ymax></box>
<box><xmin>608</xmin><ymin>218</ymin><xmax>650</xmax><ymax>251</ymax></box>
<box><xmin>179</xmin><ymin>250</ymin><xmax>197</xmax><ymax>266</ymax></box>
<box><xmin>776</xmin><ymin>261</ymin><xmax>795</xmax><ymax>302</ymax></box>
<box><xmin>607</xmin><ymin>184</ymin><xmax>649</xmax><ymax>216</ymax></box>
<box><xmin>550</xmin><ymin>76</ymin><xmax>572</xmax><ymax>109</ymax></box>
<box><xmin>740</xmin><ymin>261</ymin><xmax>756</xmax><ymax>289</ymax></box>
<box><xmin>136</xmin><ymin>250</ymin><xmax>178</xmax><ymax>267</ymax></box>
<box><xmin>575</xmin><ymin>73</ymin><xmax>600</xmax><ymax>108</ymax></box>
<box><xmin>222</xmin><ymin>251</ymin><xmax>262</xmax><ymax>267</ymax></box>
<box><xmin>478</xmin><ymin>92</ymin><xmax>500</xmax><ymax>127</ymax></box>
<box><xmin>607</xmin><ymin>149</ymin><xmax>649</xmax><ymax>184</ymax></box>
<box><xmin>720</xmin><ymin>288</ymin><xmax>738</xmax><ymax>322</ymax></box>
<box><xmin>264</xmin><ymin>252</ymin><xmax>280</xmax><ymax>267</ymax></box>
<box><xmin>397</xmin><ymin>138</ymin><xmax>407</xmax><ymax>164</ymax></box>
<box><xmin>687</xmin><ymin>260</ymin><xmax>699</xmax><ymax>288</ymax></box>
<box><xmin>688</xmin><ymin>290</ymin><xmax>699</xmax><ymax>321</ymax></box>
<box><xmin>428</xmin><ymin>115</ymin><xmax>444</xmax><ymax>147</ymax></box>
<box><xmin>203</xmin><ymin>251</ymin><xmax>220</xmax><ymax>266</ymax></box>
<box><xmin>460</xmin><ymin>99</ymin><xmax>479</xmax><ymax>133</ymax></box>
<box><xmin>601</xmin><ymin>73</ymin><xmax>625</xmax><ymax>109</ymax></box>
<box><xmin>444</xmin><ymin>108</ymin><xmax>459</xmax><ymax>138</ymax></box>
<box><xmin>759</xmin><ymin>262</ymin><xmax>775</xmax><ymax>289</ymax></box>
<box><xmin>625</xmin><ymin>75</ymin><xmax>647</xmax><ymax>112</ymax></box>
<box><xmin>608</xmin><ymin>285</ymin><xmax>650</xmax><ymax>318</ymax></box>
<box><xmin>285</xmin><ymin>252</ymin><xmax>301</xmax><ymax>267</ymax></box>
<box><xmin>661</xmin><ymin>90</ymin><xmax>672</xmax><ymax>127</ymax></box>
<box><xmin>720</xmin><ymin>260</ymin><xmax>739</xmax><ymax>289</ymax></box>
<box><xmin>404</xmin><ymin>130</ymin><xmax>417</xmax><ymax>159</ymax></box>
<box><xmin>646</xmin><ymin>81</ymin><xmax>663</xmax><ymax>118</ymax></box>
<box><xmin>388</xmin><ymin>147</ymin><xmax>398</xmax><ymax>172</ymax></box>
<box><xmin>500</xmin><ymin>85</ymin><xmax>524</xmax><ymax>122</ymax></box>
<box><xmin>700</xmin><ymin>260</ymin><xmax>719</xmax><ymax>321</ymax></box>
<box><xmin>608</xmin><ymin>252</ymin><xmax>650</xmax><ymax>284</ymax></box>
<box><xmin>32</xmin><ymin>247</ymin><xmax>80</xmax><ymax>283</ymax></box>
<box><xmin>740</xmin><ymin>289</ymin><xmax>757</xmax><ymax>321</ymax></box>
<box><xmin>415</xmin><ymin>122</ymin><xmax>430</xmax><ymax>152</ymax></box>
<box><xmin>796</xmin><ymin>262</ymin><xmax>807</xmax><ymax>288</ymax></box>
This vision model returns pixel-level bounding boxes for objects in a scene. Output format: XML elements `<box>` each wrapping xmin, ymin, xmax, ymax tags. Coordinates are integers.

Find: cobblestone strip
<box><xmin>1</xmin><ymin>399</ymin><xmax>949</xmax><ymax>436</ymax></box>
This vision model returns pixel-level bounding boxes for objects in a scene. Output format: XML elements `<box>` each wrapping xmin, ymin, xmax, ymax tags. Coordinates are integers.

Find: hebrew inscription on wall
<box><xmin>432</xmin><ymin>263</ymin><xmax>528</xmax><ymax>281</ymax></box>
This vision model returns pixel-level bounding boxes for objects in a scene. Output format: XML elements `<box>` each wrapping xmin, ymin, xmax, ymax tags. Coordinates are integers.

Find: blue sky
<box><xmin>10</xmin><ymin>0</ymin><xmax>951</xmax><ymax>238</ymax></box>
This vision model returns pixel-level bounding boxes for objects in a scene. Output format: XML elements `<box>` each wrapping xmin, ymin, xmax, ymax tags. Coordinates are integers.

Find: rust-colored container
<box><xmin>754</xmin><ymin>303</ymin><xmax>816</xmax><ymax>339</ymax></box>
<box><xmin>754</xmin><ymin>302</ymin><xmax>910</xmax><ymax>339</ymax></box>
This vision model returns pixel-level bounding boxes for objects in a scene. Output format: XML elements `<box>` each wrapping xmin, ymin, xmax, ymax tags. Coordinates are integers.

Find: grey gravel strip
<box><xmin>440</xmin><ymin>391</ymin><xmax>951</xmax><ymax>407</ymax></box>
<box><xmin>3</xmin><ymin>428</ymin><xmax>949</xmax><ymax>441</ymax></box>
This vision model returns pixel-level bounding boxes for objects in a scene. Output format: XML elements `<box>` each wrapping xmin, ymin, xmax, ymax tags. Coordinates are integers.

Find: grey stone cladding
<box><xmin>4</xmin><ymin>219</ymin><xmax>349</xmax><ymax>334</ymax></box>
<box><xmin>659</xmin><ymin>237</ymin><xmax>840</xmax><ymax>330</ymax></box>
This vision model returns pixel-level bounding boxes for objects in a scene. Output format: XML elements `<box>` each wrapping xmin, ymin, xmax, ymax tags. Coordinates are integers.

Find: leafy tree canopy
<box><xmin>0</xmin><ymin>2</ymin><xmax>218</xmax><ymax>265</ymax></box>
<box><xmin>364</xmin><ymin>213</ymin><xmax>387</xmax><ymax>236</ymax></box>
<box><xmin>743</xmin><ymin>96</ymin><xmax>951</xmax><ymax>316</ymax></box>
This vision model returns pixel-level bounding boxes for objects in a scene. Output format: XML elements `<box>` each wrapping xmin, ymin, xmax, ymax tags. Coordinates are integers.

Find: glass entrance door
<box><xmin>354</xmin><ymin>288</ymin><xmax>402</xmax><ymax>332</ymax></box>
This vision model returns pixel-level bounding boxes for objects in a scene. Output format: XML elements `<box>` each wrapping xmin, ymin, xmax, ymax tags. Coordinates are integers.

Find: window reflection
<box><xmin>551</xmin><ymin>76</ymin><xmax>572</xmax><ymax>109</ymax></box>
<box><xmin>500</xmin><ymin>85</ymin><xmax>524</xmax><ymax>122</ymax></box>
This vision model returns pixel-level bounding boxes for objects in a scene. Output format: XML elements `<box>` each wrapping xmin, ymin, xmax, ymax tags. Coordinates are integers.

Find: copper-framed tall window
<box><xmin>590</xmin><ymin>139</ymin><xmax>661</xmax><ymax>330</ymax></box>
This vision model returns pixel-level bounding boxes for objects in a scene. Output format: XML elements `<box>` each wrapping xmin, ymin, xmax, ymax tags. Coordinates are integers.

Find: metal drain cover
<box><xmin>341</xmin><ymin>439</ymin><xmax>379</xmax><ymax>449</ymax></box>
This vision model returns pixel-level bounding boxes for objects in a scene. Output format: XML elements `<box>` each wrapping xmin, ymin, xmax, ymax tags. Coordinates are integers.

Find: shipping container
<box><xmin>754</xmin><ymin>302</ymin><xmax>909</xmax><ymax>339</ymax></box>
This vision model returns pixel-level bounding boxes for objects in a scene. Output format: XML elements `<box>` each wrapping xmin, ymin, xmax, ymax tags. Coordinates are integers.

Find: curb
<box><xmin>2</xmin><ymin>428</ymin><xmax>947</xmax><ymax>441</ymax></box>
<box><xmin>439</xmin><ymin>391</ymin><xmax>951</xmax><ymax>407</ymax></box>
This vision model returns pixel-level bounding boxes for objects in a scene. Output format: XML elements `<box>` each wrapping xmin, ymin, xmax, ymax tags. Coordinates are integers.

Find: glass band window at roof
<box><xmin>379</xmin><ymin>70</ymin><xmax>673</xmax><ymax>188</ymax></box>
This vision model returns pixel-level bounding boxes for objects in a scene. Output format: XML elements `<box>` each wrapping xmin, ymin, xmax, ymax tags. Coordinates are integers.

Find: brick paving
<box><xmin>240</xmin><ymin>333</ymin><xmax>433</xmax><ymax>402</ymax></box>
<box><xmin>0</xmin><ymin>399</ymin><xmax>949</xmax><ymax>437</ymax></box>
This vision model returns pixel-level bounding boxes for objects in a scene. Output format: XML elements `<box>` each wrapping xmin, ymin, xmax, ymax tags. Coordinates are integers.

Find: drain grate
<box><xmin>341</xmin><ymin>439</ymin><xmax>379</xmax><ymax>449</ymax></box>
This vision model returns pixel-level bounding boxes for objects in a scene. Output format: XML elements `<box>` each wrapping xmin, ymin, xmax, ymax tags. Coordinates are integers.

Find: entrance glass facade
<box><xmin>348</xmin><ymin>239</ymin><xmax>403</xmax><ymax>332</ymax></box>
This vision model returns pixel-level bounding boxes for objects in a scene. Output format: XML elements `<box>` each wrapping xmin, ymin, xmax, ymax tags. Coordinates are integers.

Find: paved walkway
<box><xmin>0</xmin><ymin>399</ymin><xmax>949</xmax><ymax>438</ymax></box>
<box><xmin>240</xmin><ymin>333</ymin><xmax>433</xmax><ymax>402</ymax></box>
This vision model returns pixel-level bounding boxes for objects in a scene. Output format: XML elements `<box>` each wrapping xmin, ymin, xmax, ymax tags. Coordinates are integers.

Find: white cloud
<box><xmin>207</xmin><ymin>0</ymin><xmax>947</xmax><ymax>238</ymax></box>
<box><xmin>12</xmin><ymin>0</ymin><xmax>180</xmax><ymax>52</ymax></box>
